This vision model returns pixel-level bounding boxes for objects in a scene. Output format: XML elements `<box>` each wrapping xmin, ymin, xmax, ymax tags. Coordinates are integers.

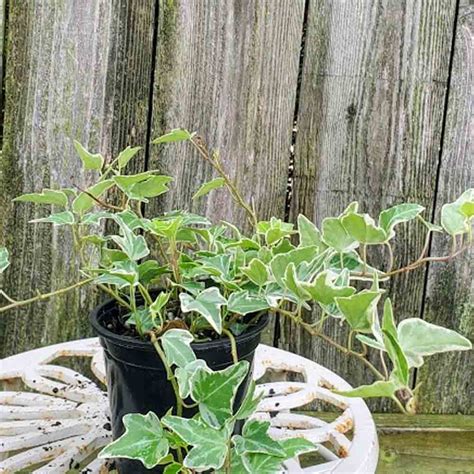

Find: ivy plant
<box><xmin>0</xmin><ymin>128</ymin><xmax>472</xmax><ymax>471</ymax></box>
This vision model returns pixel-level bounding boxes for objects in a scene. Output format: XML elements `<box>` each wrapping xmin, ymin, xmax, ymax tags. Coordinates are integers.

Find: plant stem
<box><xmin>385</xmin><ymin>243</ymin><xmax>394</xmax><ymax>272</ymax></box>
<box><xmin>190</xmin><ymin>136</ymin><xmax>258</xmax><ymax>229</ymax></box>
<box><xmin>275</xmin><ymin>307</ymin><xmax>385</xmax><ymax>380</ymax></box>
<box><xmin>379</xmin><ymin>350</ymin><xmax>389</xmax><ymax>380</ymax></box>
<box><xmin>0</xmin><ymin>278</ymin><xmax>93</xmax><ymax>314</ymax></box>
<box><xmin>391</xmin><ymin>395</ymin><xmax>409</xmax><ymax>415</ymax></box>
<box><xmin>222</xmin><ymin>328</ymin><xmax>238</xmax><ymax>364</ymax></box>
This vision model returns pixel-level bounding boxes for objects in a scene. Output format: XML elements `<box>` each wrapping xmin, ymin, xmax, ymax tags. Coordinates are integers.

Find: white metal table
<box><xmin>0</xmin><ymin>339</ymin><xmax>378</xmax><ymax>473</ymax></box>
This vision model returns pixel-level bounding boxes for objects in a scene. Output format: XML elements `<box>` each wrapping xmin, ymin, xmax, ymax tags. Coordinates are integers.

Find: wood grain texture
<box><xmin>148</xmin><ymin>0</ymin><xmax>305</xmax><ymax>344</ymax></box>
<box><xmin>281</xmin><ymin>0</ymin><xmax>458</xmax><ymax>411</ymax></box>
<box><xmin>148</xmin><ymin>0</ymin><xmax>303</xmax><ymax>227</ymax></box>
<box><xmin>416</xmin><ymin>4</ymin><xmax>474</xmax><ymax>414</ymax></box>
<box><xmin>0</xmin><ymin>0</ymin><xmax>155</xmax><ymax>358</ymax></box>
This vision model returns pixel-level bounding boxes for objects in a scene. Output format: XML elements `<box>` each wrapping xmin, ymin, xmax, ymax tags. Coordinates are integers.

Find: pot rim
<box><xmin>89</xmin><ymin>295</ymin><xmax>269</xmax><ymax>352</ymax></box>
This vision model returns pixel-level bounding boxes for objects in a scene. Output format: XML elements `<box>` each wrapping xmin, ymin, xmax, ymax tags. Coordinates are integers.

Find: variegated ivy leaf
<box><xmin>379</xmin><ymin>203</ymin><xmax>425</xmax><ymax>238</ymax></box>
<box><xmin>270</xmin><ymin>245</ymin><xmax>318</xmax><ymax>287</ymax></box>
<box><xmin>341</xmin><ymin>212</ymin><xmax>387</xmax><ymax>244</ymax></box>
<box><xmin>321</xmin><ymin>217</ymin><xmax>358</xmax><ymax>252</ymax></box>
<box><xmin>441</xmin><ymin>189</ymin><xmax>474</xmax><ymax>235</ymax></box>
<box><xmin>227</xmin><ymin>291</ymin><xmax>270</xmax><ymax>315</ymax></box>
<box><xmin>383</xmin><ymin>329</ymin><xmax>409</xmax><ymax>387</ymax></box>
<box><xmin>193</xmin><ymin>177</ymin><xmax>226</xmax><ymax>200</ymax></box>
<box><xmin>397</xmin><ymin>318</ymin><xmax>472</xmax><ymax>368</ymax></box>
<box><xmin>0</xmin><ymin>247</ymin><xmax>9</xmax><ymax>273</ymax></box>
<box><xmin>191</xmin><ymin>361</ymin><xmax>249</xmax><ymax>428</ymax></box>
<box><xmin>138</xmin><ymin>261</ymin><xmax>169</xmax><ymax>285</ymax></box>
<box><xmin>160</xmin><ymin>329</ymin><xmax>196</xmax><ymax>368</ymax></box>
<box><xmin>175</xmin><ymin>359</ymin><xmax>209</xmax><ymax>398</ymax></box>
<box><xmin>382</xmin><ymin>298</ymin><xmax>397</xmax><ymax>340</ymax></box>
<box><xmin>356</xmin><ymin>334</ymin><xmax>384</xmax><ymax>351</ymax></box>
<box><xmin>14</xmin><ymin>189</ymin><xmax>69</xmax><ymax>207</ymax></box>
<box><xmin>81</xmin><ymin>211</ymin><xmax>112</xmax><ymax>225</ymax></box>
<box><xmin>74</xmin><ymin>140</ymin><xmax>104</xmax><ymax>170</ymax></box>
<box><xmin>256</xmin><ymin>217</ymin><xmax>296</xmax><ymax>246</ymax></box>
<box><xmin>301</xmin><ymin>270</ymin><xmax>355</xmax><ymax>307</ymax></box>
<box><xmin>241</xmin><ymin>258</ymin><xmax>269</xmax><ymax>287</ymax></box>
<box><xmin>95</xmin><ymin>260</ymin><xmax>139</xmax><ymax>288</ymax></box>
<box><xmin>235</xmin><ymin>381</ymin><xmax>262</xmax><ymax>420</ymax></box>
<box><xmin>98</xmin><ymin>412</ymin><xmax>169</xmax><ymax>469</ymax></box>
<box><xmin>161</xmin><ymin>415</ymin><xmax>228</xmax><ymax>471</ymax></box>
<box><xmin>111</xmin><ymin>223</ymin><xmax>149</xmax><ymax>261</ymax></box>
<box><xmin>297</xmin><ymin>214</ymin><xmax>327</xmax><ymax>250</ymax></box>
<box><xmin>179</xmin><ymin>287</ymin><xmax>227</xmax><ymax>333</ymax></box>
<box><xmin>335</xmin><ymin>290</ymin><xmax>381</xmax><ymax>333</ymax></box>
<box><xmin>282</xmin><ymin>263</ymin><xmax>311</xmax><ymax>302</ymax></box>
<box><xmin>153</xmin><ymin>128</ymin><xmax>194</xmax><ymax>144</ymax></box>
<box><xmin>146</xmin><ymin>216</ymin><xmax>184</xmax><ymax>241</ymax></box>
<box><xmin>233</xmin><ymin>420</ymin><xmax>286</xmax><ymax>457</ymax></box>
<box><xmin>126</xmin><ymin>308</ymin><xmax>155</xmax><ymax>335</ymax></box>
<box><xmin>334</xmin><ymin>380</ymin><xmax>398</xmax><ymax>399</ymax></box>
<box><xmin>30</xmin><ymin>211</ymin><xmax>75</xmax><ymax>226</ymax></box>
<box><xmin>117</xmin><ymin>146</ymin><xmax>142</xmax><ymax>170</ymax></box>
<box><xmin>72</xmin><ymin>180</ymin><xmax>115</xmax><ymax>214</ymax></box>
<box><xmin>113</xmin><ymin>172</ymin><xmax>173</xmax><ymax>201</ymax></box>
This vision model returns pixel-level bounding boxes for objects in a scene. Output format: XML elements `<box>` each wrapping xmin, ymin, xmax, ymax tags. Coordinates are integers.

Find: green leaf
<box><xmin>72</xmin><ymin>180</ymin><xmax>115</xmax><ymax>214</ymax></box>
<box><xmin>257</xmin><ymin>218</ymin><xmax>296</xmax><ymax>246</ymax></box>
<box><xmin>138</xmin><ymin>260</ymin><xmax>169</xmax><ymax>284</ymax></box>
<box><xmin>269</xmin><ymin>246</ymin><xmax>318</xmax><ymax>287</ymax></box>
<box><xmin>95</xmin><ymin>261</ymin><xmax>139</xmax><ymax>288</ymax></box>
<box><xmin>81</xmin><ymin>211</ymin><xmax>112</xmax><ymax>225</ymax></box>
<box><xmin>441</xmin><ymin>190</ymin><xmax>474</xmax><ymax>235</ymax></box>
<box><xmin>152</xmin><ymin>128</ymin><xmax>194</xmax><ymax>144</ymax></box>
<box><xmin>117</xmin><ymin>146</ymin><xmax>141</xmax><ymax>169</ymax></box>
<box><xmin>379</xmin><ymin>203</ymin><xmax>425</xmax><ymax>237</ymax></box>
<box><xmin>235</xmin><ymin>381</ymin><xmax>262</xmax><ymax>420</ymax></box>
<box><xmin>341</xmin><ymin>212</ymin><xmax>387</xmax><ymax>244</ymax></box>
<box><xmin>233</xmin><ymin>420</ymin><xmax>285</xmax><ymax>457</ymax></box>
<box><xmin>241</xmin><ymin>258</ymin><xmax>269</xmax><ymax>287</ymax></box>
<box><xmin>30</xmin><ymin>211</ymin><xmax>75</xmax><ymax>225</ymax></box>
<box><xmin>160</xmin><ymin>329</ymin><xmax>196</xmax><ymax>368</ymax></box>
<box><xmin>163</xmin><ymin>462</ymin><xmax>182</xmax><ymax>474</ymax></box>
<box><xmin>382</xmin><ymin>329</ymin><xmax>409</xmax><ymax>387</ymax></box>
<box><xmin>98</xmin><ymin>412</ymin><xmax>169</xmax><ymax>469</ymax></box>
<box><xmin>282</xmin><ymin>263</ymin><xmax>311</xmax><ymax>301</ymax></box>
<box><xmin>131</xmin><ymin>175</ymin><xmax>174</xmax><ymax>199</ymax></box>
<box><xmin>179</xmin><ymin>287</ymin><xmax>227</xmax><ymax>333</ymax></box>
<box><xmin>191</xmin><ymin>361</ymin><xmax>249</xmax><ymax>427</ymax></box>
<box><xmin>126</xmin><ymin>308</ymin><xmax>155</xmax><ymax>334</ymax></box>
<box><xmin>227</xmin><ymin>291</ymin><xmax>269</xmax><ymax>315</ymax></box>
<box><xmin>297</xmin><ymin>214</ymin><xmax>326</xmax><ymax>249</ymax></box>
<box><xmin>162</xmin><ymin>415</ymin><xmax>228</xmax><ymax>471</ymax></box>
<box><xmin>334</xmin><ymin>380</ymin><xmax>398</xmax><ymax>398</ymax></box>
<box><xmin>335</xmin><ymin>290</ymin><xmax>381</xmax><ymax>333</ymax></box>
<box><xmin>301</xmin><ymin>270</ymin><xmax>355</xmax><ymax>306</ymax></box>
<box><xmin>193</xmin><ymin>177</ymin><xmax>226</xmax><ymax>200</ymax></box>
<box><xmin>322</xmin><ymin>217</ymin><xmax>358</xmax><ymax>252</ymax></box>
<box><xmin>0</xmin><ymin>247</ymin><xmax>9</xmax><ymax>273</ymax></box>
<box><xmin>279</xmin><ymin>438</ymin><xmax>315</xmax><ymax>458</ymax></box>
<box><xmin>111</xmin><ymin>223</ymin><xmax>149</xmax><ymax>261</ymax></box>
<box><xmin>175</xmin><ymin>359</ymin><xmax>209</xmax><ymax>398</ymax></box>
<box><xmin>356</xmin><ymin>334</ymin><xmax>385</xmax><ymax>351</ymax></box>
<box><xmin>14</xmin><ymin>189</ymin><xmax>68</xmax><ymax>207</ymax></box>
<box><xmin>73</xmin><ymin>140</ymin><xmax>104</xmax><ymax>170</ymax></box>
<box><xmin>382</xmin><ymin>298</ymin><xmax>397</xmax><ymax>340</ymax></box>
<box><xmin>238</xmin><ymin>453</ymin><xmax>285</xmax><ymax>474</ymax></box>
<box><xmin>398</xmin><ymin>318</ymin><xmax>472</xmax><ymax>368</ymax></box>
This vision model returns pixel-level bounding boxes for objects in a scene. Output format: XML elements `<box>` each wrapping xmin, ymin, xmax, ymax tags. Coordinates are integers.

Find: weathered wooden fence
<box><xmin>0</xmin><ymin>0</ymin><xmax>472</xmax><ymax>414</ymax></box>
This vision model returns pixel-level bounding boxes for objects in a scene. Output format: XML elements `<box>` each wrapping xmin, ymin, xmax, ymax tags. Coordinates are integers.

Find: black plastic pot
<box><xmin>90</xmin><ymin>297</ymin><xmax>268</xmax><ymax>473</ymax></box>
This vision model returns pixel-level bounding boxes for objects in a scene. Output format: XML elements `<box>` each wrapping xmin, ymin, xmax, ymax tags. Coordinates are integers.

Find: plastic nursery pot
<box><xmin>89</xmin><ymin>296</ymin><xmax>268</xmax><ymax>474</ymax></box>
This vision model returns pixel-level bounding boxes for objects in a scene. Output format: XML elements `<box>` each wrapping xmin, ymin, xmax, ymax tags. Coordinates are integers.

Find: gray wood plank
<box><xmin>282</xmin><ymin>0</ymin><xmax>458</xmax><ymax>411</ymax></box>
<box><xmin>148</xmin><ymin>0</ymin><xmax>305</xmax><ymax>343</ymax></box>
<box><xmin>0</xmin><ymin>0</ymin><xmax>155</xmax><ymax>357</ymax></box>
<box><xmin>416</xmin><ymin>4</ymin><xmax>474</xmax><ymax>414</ymax></box>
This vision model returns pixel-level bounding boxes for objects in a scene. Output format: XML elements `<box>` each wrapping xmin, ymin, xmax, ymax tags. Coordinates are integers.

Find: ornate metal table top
<box><xmin>0</xmin><ymin>338</ymin><xmax>378</xmax><ymax>473</ymax></box>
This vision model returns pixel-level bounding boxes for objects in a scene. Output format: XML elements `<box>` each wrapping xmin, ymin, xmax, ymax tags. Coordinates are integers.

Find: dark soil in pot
<box><xmin>89</xmin><ymin>296</ymin><xmax>269</xmax><ymax>474</ymax></box>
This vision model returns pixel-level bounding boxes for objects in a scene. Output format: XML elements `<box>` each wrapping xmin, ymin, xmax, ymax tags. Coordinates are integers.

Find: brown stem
<box><xmin>73</xmin><ymin>184</ymin><xmax>123</xmax><ymax>211</ymax></box>
<box><xmin>275</xmin><ymin>308</ymin><xmax>385</xmax><ymax>380</ymax></box>
<box><xmin>0</xmin><ymin>278</ymin><xmax>93</xmax><ymax>314</ymax></box>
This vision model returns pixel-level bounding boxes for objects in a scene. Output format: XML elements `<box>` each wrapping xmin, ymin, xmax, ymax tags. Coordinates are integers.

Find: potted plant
<box><xmin>0</xmin><ymin>129</ymin><xmax>472</xmax><ymax>473</ymax></box>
